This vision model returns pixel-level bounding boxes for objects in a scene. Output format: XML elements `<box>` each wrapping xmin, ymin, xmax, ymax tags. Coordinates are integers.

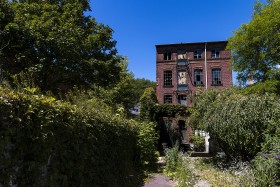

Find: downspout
<box><xmin>205</xmin><ymin>42</ymin><xmax>208</xmax><ymax>89</ymax></box>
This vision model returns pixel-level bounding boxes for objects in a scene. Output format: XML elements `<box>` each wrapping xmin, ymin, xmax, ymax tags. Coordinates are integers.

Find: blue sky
<box><xmin>89</xmin><ymin>0</ymin><xmax>262</xmax><ymax>82</ymax></box>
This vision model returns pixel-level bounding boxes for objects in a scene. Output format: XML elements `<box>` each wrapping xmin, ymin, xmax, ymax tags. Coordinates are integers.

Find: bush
<box><xmin>136</xmin><ymin>121</ymin><xmax>159</xmax><ymax>166</ymax></box>
<box><xmin>253</xmin><ymin>107</ymin><xmax>280</xmax><ymax>186</ymax></box>
<box><xmin>253</xmin><ymin>154</ymin><xmax>280</xmax><ymax>187</ymax></box>
<box><xmin>190</xmin><ymin>134</ymin><xmax>205</xmax><ymax>152</ymax></box>
<box><xmin>204</xmin><ymin>93</ymin><xmax>276</xmax><ymax>160</ymax></box>
<box><xmin>0</xmin><ymin>87</ymin><xmax>158</xmax><ymax>186</ymax></box>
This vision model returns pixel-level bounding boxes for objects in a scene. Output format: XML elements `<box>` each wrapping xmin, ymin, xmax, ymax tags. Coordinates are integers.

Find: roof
<box><xmin>155</xmin><ymin>40</ymin><xmax>228</xmax><ymax>47</ymax></box>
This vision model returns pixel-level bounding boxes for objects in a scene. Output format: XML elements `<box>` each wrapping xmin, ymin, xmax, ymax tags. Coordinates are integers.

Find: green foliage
<box><xmin>190</xmin><ymin>134</ymin><xmax>205</xmax><ymax>152</ymax></box>
<box><xmin>228</xmin><ymin>0</ymin><xmax>280</xmax><ymax>84</ymax></box>
<box><xmin>189</xmin><ymin>89</ymin><xmax>279</xmax><ymax>160</ymax></box>
<box><xmin>205</xmin><ymin>93</ymin><xmax>276</xmax><ymax>160</ymax></box>
<box><xmin>253</xmin><ymin>105</ymin><xmax>280</xmax><ymax>186</ymax></box>
<box><xmin>0</xmin><ymin>87</ymin><xmax>159</xmax><ymax>186</ymax></box>
<box><xmin>164</xmin><ymin>145</ymin><xmax>193</xmax><ymax>186</ymax></box>
<box><xmin>241</xmin><ymin>79</ymin><xmax>280</xmax><ymax>96</ymax></box>
<box><xmin>187</xmin><ymin>89</ymin><xmax>220</xmax><ymax>129</ymax></box>
<box><xmin>131</xmin><ymin>78</ymin><xmax>156</xmax><ymax>101</ymax></box>
<box><xmin>140</xmin><ymin>87</ymin><xmax>158</xmax><ymax>121</ymax></box>
<box><xmin>0</xmin><ymin>0</ymin><xmax>123</xmax><ymax>93</ymax></box>
<box><xmin>136</xmin><ymin>121</ymin><xmax>159</xmax><ymax>166</ymax></box>
<box><xmin>154</xmin><ymin>104</ymin><xmax>188</xmax><ymax>117</ymax></box>
<box><xmin>164</xmin><ymin>145</ymin><xmax>180</xmax><ymax>175</ymax></box>
<box><xmin>253</xmin><ymin>155</ymin><xmax>280</xmax><ymax>186</ymax></box>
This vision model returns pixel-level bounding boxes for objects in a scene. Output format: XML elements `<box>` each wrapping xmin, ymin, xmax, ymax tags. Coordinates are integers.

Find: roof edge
<box><xmin>155</xmin><ymin>40</ymin><xmax>228</xmax><ymax>47</ymax></box>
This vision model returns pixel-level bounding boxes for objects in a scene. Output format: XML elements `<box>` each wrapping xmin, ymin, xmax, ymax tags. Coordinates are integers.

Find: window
<box><xmin>163</xmin><ymin>118</ymin><xmax>172</xmax><ymax>131</ymax></box>
<box><xmin>164</xmin><ymin>52</ymin><xmax>172</xmax><ymax>60</ymax></box>
<box><xmin>178</xmin><ymin>95</ymin><xmax>187</xmax><ymax>105</ymax></box>
<box><xmin>178</xmin><ymin>71</ymin><xmax>187</xmax><ymax>85</ymax></box>
<box><xmin>164</xmin><ymin>70</ymin><xmax>172</xmax><ymax>86</ymax></box>
<box><xmin>194</xmin><ymin>49</ymin><xmax>202</xmax><ymax>59</ymax></box>
<box><xmin>177</xmin><ymin>50</ymin><xmax>187</xmax><ymax>59</ymax></box>
<box><xmin>164</xmin><ymin>95</ymin><xmax>172</xmax><ymax>104</ymax></box>
<box><xmin>211</xmin><ymin>49</ymin><xmax>220</xmax><ymax>58</ymax></box>
<box><xmin>194</xmin><ymin>69</ymin><xmax>203</xmax><ymax>86</ymax></box>
<box><xmin>212</xmin><ymin>68</ymin><xmax>221</xmax><ymax>85</ymax></box>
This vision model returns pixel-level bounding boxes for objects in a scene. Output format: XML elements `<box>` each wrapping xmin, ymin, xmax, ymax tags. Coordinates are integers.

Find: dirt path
<box><xmin>143</xmin><ymin>174</ymin><xmax>175</xmax><ymax>187</ymax></box>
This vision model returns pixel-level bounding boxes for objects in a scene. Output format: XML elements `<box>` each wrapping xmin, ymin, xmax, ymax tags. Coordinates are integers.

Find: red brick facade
<box><xmin>156</xmin><ymin>41</ymin><xmax>232</xmax><ymax>105</ymax></box>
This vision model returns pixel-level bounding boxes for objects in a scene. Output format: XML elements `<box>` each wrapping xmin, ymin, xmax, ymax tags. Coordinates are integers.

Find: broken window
<box><xmin>178</xmin><ymin>71</ymin><xmax>187</xmax><ymax>85</ymax></box>
<box><xmin>211</xmin><ymin>49</ymin><xmax>220</xmax><ymax>58</ymax></box>
<box><xmin>194</xmin><ymin>69</ymin><xmax>203</xmax><ymax>86</ymax></box>
<box><xmin>212</xmin><ymin>68</ymin><xmax>222</xmax><ymax>85</ymax></box>
<box><xmin>178</xmin><ymin>95</ymin><xmax>187</xmax><ymax>105</ymax></box>
<box><xmin>164</xmin><ymin>52</ymin><xmax>172</xmax><ymax>60</ymax></box>
<box><xmin>194</xmin><ymin>49</ymin><xmax>202</xmax><ymax>59</ymax></box>
<box><xmin>177</xmin><ymin>50</ymin><xmax>187</xmax><ymax>60</ymax></box>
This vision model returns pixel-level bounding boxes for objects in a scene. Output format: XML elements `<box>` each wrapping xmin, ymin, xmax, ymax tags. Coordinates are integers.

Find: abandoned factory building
<box><xmin>155</xmin><ymin>41</ymin><xmax>232</xmax><ymax>150</ymax></box>
<box><xmin>156</xmin><ymin>40</ymin><xmax>232</xmax><ymax>105</ymax></box>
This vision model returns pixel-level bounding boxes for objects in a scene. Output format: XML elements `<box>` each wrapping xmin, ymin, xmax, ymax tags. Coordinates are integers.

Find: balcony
<box><xmin>177</xmin><ymin>85</ymin><xmax>188</xmax><ymax>91</ymax></box>
<box><xmin>177</xmin><ymin>60</ymin><xmax>189</xmax><ymax>66</ymax></box>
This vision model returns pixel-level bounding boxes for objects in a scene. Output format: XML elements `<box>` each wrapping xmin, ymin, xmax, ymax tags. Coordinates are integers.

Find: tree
<box><xmin>131</xmin><ymin>78</ymin><xmax>156</xmax><ymax>101</ymax></box>
<box><xmin>227</xmin><ymin>0</ymin><xmax>280</xmax><ymax>84</ymax></box>
<box><xmin>140</xmin><ymin>87</ymin><xmax>158</xmax><ymax>121</ymax></box>
<box><xmin>0</xmin><ymin>0</ymin><xmax>124</xmax><ymax>94</ymax></box>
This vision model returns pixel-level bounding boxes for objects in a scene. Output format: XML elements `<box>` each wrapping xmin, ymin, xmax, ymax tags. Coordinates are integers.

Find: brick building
<box><xmin>155</xmin><ymin>41</ymin><xmax>232</xmax><ymax>150</ymax></box>
<box><xmin>156</xmin><ymin>41</ymin><xmax>232</xmax><ymax>105</ymax></box>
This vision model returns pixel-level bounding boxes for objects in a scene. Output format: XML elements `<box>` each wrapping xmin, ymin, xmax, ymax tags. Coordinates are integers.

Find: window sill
<box><xmin>163</xmin><ymin>85</ymin><xmax>174</xmax><ymax>88</ymax></box>
<box><xmin>194</xmin><ymin>84</ymin><xmax>204</xmax><ymax>87</ymax></box>
<box><xmin>211</xmin><ymin>83</ymin><xmax>223</xmax><ymax>86</ymax></box>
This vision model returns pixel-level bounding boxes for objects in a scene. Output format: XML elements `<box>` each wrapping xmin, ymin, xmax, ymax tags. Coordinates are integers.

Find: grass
<box><xmin>187</xmin><ymin>157</ymin><xmax>256</xmax><ymax>187</ymax></box>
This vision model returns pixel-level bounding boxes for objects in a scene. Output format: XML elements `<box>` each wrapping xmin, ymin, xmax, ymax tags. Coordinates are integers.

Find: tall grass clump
<box><xmin>164</xmin><ymin>145</ymin><xmax>193</xmax><ymax>187</ymax></box>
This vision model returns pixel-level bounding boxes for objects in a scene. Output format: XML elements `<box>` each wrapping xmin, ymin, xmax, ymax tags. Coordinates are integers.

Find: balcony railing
<box><xmin>177</xmin><ymin>85</ymin><xmax>188</xmax><ymax>91</ymax></box>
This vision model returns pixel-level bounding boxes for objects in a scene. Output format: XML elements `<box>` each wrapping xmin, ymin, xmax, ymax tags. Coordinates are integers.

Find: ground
<box><xmin>143</xmin><ymin>174</ymin><xmax>175</xmax><ymax>187</ymax></box>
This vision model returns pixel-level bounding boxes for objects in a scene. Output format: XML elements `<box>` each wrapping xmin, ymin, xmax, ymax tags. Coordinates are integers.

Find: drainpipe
<box><xmin>205</xmin><ymin>42</ymin><xmax>208</xmax><ymax>89</ymax></box>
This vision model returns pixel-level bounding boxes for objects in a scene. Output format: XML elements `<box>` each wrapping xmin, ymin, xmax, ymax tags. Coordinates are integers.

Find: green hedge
<box><xmin>0</xmin><ymin>87</ymin><xmax>157</xmax><ymax>186</ymax></box>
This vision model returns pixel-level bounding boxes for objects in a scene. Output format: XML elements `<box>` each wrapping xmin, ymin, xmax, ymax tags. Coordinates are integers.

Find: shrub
<box><xmin>190</xmin><ymin>134</ymin><xmax>205</xmax><ymax>152</ymax></box>
<box><xmin>253</xmin><ymin>154</ymin><xmax>280</xmax><ymax>187</ymax></box>
<box><xmin>0</xmin><ymin>87</ymin><xmax>158</xmax><ymax>186</ymax></box>
<box><xmin>253</xmin><ymin>107</ymin><xmax>280</xmax><ymax>186</ymax></box>
<box><xmin>204</xmin><ymin>93</ymin><xmax>276</xmax><ymax>160</ymax></box>
<box><xmin>136</xmin><ymin>121</ymin><xmax>159</xmax><ymax>166</ymax></box>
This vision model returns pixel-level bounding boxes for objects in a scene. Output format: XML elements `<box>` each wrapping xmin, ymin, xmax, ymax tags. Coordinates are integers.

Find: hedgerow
<box><xmin>0</xmin><ymin>87</ymin><xmax>158</xmax><ymax>187</ymax></box>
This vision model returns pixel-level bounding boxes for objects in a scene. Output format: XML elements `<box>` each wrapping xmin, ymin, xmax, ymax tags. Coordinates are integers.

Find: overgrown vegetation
<box><xmin>0</xmin><ymin>87</ymin><xmax>158</xmax><ymax>186</ymax></box>
<box><xmin>188</xmin><ymin>88</ymin><xmax>280</xmax><ymax>185</ymax></box>
<box><xmin>188</xmin><ymin>157</ymin><xmax>255</xmax><ymax>187</ymax></box>
<box><xmin>164</xmin><ymin>145</ymin><xmax>194</xmax><ymax>187</ymax></box>
<box><xmin>189</xmin><ymin>133</ymin><xmax>205</xmax><ymax>152</ymax></box>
